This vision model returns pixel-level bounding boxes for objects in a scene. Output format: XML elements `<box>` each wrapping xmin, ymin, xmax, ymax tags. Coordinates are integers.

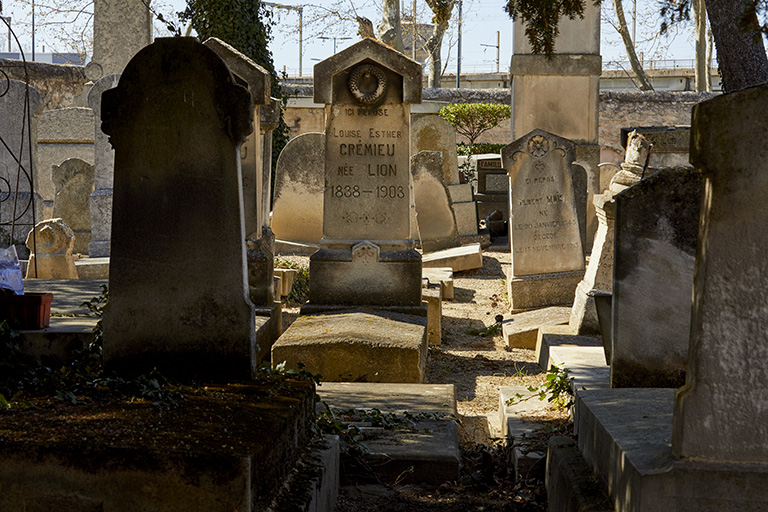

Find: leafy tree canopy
<box><xmin>504</xmin><ymin>0</ymin><xmax>598</xmax><ymax>56</ymax></box>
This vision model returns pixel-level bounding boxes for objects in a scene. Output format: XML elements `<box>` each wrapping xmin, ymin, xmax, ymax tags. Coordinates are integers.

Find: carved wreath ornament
<box><xmin>348</xmin><ymin>64</ymin><xmax>387</xmax><ymax>105</ymax></box>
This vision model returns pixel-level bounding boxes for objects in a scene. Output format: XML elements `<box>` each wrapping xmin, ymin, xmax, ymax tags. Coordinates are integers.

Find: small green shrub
<box><xmin>439</xmin><ymin>103</ymin><xmax>511</xmax><ymax>145</ymax></box>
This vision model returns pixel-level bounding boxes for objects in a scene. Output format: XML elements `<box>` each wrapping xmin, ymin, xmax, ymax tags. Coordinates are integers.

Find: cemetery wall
<box><xmin>0</xmin><ymin>59</ymin><xmax>88</xmax><ymax>110</ymax></box>
<box><xmin>283</xmin><ymin>85</ymin><xmax>716</xmax><ymax>157</ymax></box>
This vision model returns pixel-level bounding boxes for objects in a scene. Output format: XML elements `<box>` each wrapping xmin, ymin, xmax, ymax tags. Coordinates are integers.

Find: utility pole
<box><xmin>31</xmin><ymin>1</ymin><xmax>35</xmax><ymax>61</ymax></box>
<box><xmin>264</xmin><ymin>2</ymin><xmax>304</xmax><ymax>76</ymax></box>
<box><xmin>412</xmin><ymin>0</ymin><xmax>416</xmax><ymax>60</ymax></box>
<box><xmin>456</xmin><ymin>0</ymin><xmax>462</xmax><ymax>88</ymax></box>
<box><xmin>480</xmin><ymin>31</ymin><xmax>500</xmax><ymax>73</ymax></box>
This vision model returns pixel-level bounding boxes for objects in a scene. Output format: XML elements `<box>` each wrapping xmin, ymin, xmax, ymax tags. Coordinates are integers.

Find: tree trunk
<box><xmin>707</xmin><ymin>0</ymin><xmax>768</xmax><ymax>92</ymax></box>
<box><xmin>694</xmin><ymin>0</ymin><xmax>708</xmax><ymax>91</ymax></box>
<box><xmin>378</xmin><ymin>0</ymin><xmax>405</xmax><ymax>52</ymax></box>
<box><xmin>425</xmin><ymin>0</ymin><xmax>454</xmax><ymax>88</ymax></box>
<box><xmin>706</xmin><ymin>25</ymin><xmax>713</xmax><ymax>91</ymax></box>
<box><xmin>613</xmin><ymin>0</ymin><xmax>654</xmax><ymax>91</ymax></box>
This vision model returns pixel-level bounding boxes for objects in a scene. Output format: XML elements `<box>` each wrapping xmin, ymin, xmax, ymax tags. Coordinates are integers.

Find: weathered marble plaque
<box><xmin>323</xmin><ymin>65</ymin><xmax>411</xmax><ymax>241</ymax></box>
<box><xmin>502</xmin><ymin>129</ymin><xmax>584</xmax><ymax>277</ymax></box>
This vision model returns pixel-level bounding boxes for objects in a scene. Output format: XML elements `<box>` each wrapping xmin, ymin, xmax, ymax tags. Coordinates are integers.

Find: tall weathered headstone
<box><xmin>0</xmin><ymin>79</ymin><xmax>44</xmax><ymax>249</ymax></box>
<box><xmin>305</xmin><ymin>38</ymin><xmax>423</xmax><ymax>312</ymax></box>
<box><xmin>611</xmin><ymin>167</ymin><xmax>703</xmax><ymax>388</ymax></box>
<box><xmin>87</xmin><ymin>74</ymin><xmax>120</xmax><ymax>257</ymax></box>
<box><xmin>672</xmin><ymin>84</ymin><xmax>768</xmax><ymax>464</ymax></box>
<box><xmin>272</xmin><ymin>133</ymin><xmax>326</xmax><ymax>244</ymax></box>
<box><xmin>411</xmin><ymin>150</ymin><xmax>461</xmax><ymax>252</ymax></box>
<box><xmin>87</xmin><ymin>0</ymin><xmax>152</xmax><ymax>79</ymax></box>
<box><xmin>52</xmin><ymin>157</ymin><xmax>94</xmax><ymax>255</ymax></box>
<box><xmin>510</xmin><ymin>3</ymin><xmax>601</xmax><ymax>249</ymax></box>
<box><xmin>101</xmin><ymin>38</ymin><xmax>256</xmax><ymax>380</ymax></box>
<box><xmin>502</xmin><ymin>129</ymin><xmax>585</xmax><ymax>310</ymax></box>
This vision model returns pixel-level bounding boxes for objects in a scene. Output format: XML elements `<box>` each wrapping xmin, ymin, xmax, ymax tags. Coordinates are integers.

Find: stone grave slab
<box><xmin>612</xmin><ymin>167</ymin><xmax>702</xmax><ymax>388</ymax></box>
<box><xmin>272</xmin><ymin>132</ymin><xmax>326</xmax><ymax>244</ymax></box>
<box><xmin>499</xmin><ymin>386</ymin><xmax>550</xmax><ymax>480</ymax></box>
<box><xmin>423</xmin><ymin>285</ymin><xmax>442</xmax><ymax>345</ymax></box>
<box><xmin>502</xmin><ymin>306</ymin><xmax>571</xmax><ymax>349</ymax></box>
<box><xmin>502</xmin><ymin>129</ymin><xmax>585</xmax><ymax>310</ymax></box>
<box><xmin>100</xmin><ymin>38</ymin><xmax>257</xmax><ymax>380</ymax></box>
<box><xmin>272</xmin><ymin>309</ymin><xmax>427</xmax><ymax>383</ymax></box>
<box><xmin>317</xmin><ymin>382</ymin><xmax>459</xmax><ymax>485</ymax></box>
<box><xmin>411</xmin><ymin>150</ymin><xmax>461</xmax><ymax>252</ymax></box>
<box><xmin>74</xmin><ymin>257</ymin><xmax>109</xmax><ymax>279</ymax></box>
<box><xmin>0</xmin><ymin>381</ymin><xmax>317</xmax><ymax>512</ymax></box>
<box><xmin>421</xmin><ymin>242</ymin><xmax>482</xmax><ymax>272</ymax></box>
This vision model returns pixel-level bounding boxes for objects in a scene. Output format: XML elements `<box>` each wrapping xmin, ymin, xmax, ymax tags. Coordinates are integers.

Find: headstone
<box><xmin>87</xmin><ymin>0</ymin><xmax>152</xmax><ymax>79</ymax></box>
<box><xmin>672</xmin><ymin>84</ymin><xmax>768</xmax><ymax>464</ymax></box>
<box><xmin>271</xmin><ymin>132</ymin><xmax>325</xmax><ymax>244</ymax></box>
<box><xmin>474</xmin><ymin>154</ymin><xmax>508</xmax><ymax>220</ymax></box>
<box><xmin>411</xmin><ymin>115</ymin><xmax>461</xmax><ymax>184</ymax></box>
<box><xmin>510</xmin><ymin>1</ymin><xmax>601</xmax><ymax>250</ymax></box>
<box><xmin>0</xmin><ymin>79</ymin><xmax>44</xmax><ymax>250</ymax></box>
<box><xmin>203</xmin><ymin>38</ymin><xmax>278</xmax><ymax>314</ymax></box>
<box><xmin>502</xmin><ymin>129</ymin><xmax>585</xmax><ymax>310</ymax></box>
<box><xmin>306</xmin><ymin>38</ymin><xmax>423</xmax><ymax>312</ymax></box>
<box><xmin>101</xmin><ymin>38</ymin><xmax>256</xmax><ymax>380</ymax></box>
<box><xmin>569</xmin><ymin>130</ymin><xmax>652</xmax><ymax>334</ymax></box>
<box><xmin>25</xmin><ymin>218</ymin><xmax>78</xmax><ymax>279</ymax></box>
<box><xmin>611</xmin><ymin>167</ymin><xmax>703</xmax><ymax>388</ymax></box>
<box><xmin>87</xmin><ymin>74</ymin><xmax>120</xmax><ymax>257</ymax></box>
<box><xmin>448</xmin><ymin>183</ymin><xmax>478</xmax><ymax>237</ymax></box>
<box><xmin>203</xmin><ymin>37</ymin><xmax>270</xmax><ymax>237</ymax></box>
<box><xmin>411</xmin><ymin>150</ymin><xmax>461</xmax><ymax>252</ymax></box>
<box><xmin>52</xmin><ymin>158</ymin><xmax>94</xmax><ymax>255</ymax></box>
<box><xmin>36</xmin><ymin>107</ymin><xmax>95</xmax><ymax>217</ymax></box>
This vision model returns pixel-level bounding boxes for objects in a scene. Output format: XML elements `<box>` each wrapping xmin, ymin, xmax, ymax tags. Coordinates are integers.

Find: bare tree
<box><xmin>424</xmin><ymin>0</ymin><xmax>454</xmax><ymax>88</ymax></box>
<box><xmin>612</xmin><ymin>0</ymin><xmax>654</xmax><ymax>90</ymax></box>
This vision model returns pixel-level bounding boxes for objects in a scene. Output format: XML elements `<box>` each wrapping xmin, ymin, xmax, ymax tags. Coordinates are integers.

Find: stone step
<box><xmin>498</xmin><ymin>386</ymin><xmax>550</xmax><ymax>481</ymax></box>
<box><xmin>502</xmin><ymin>306</ymin><xmax>571</xmax><ymax>349</ymax></box>
<box><xmin>422</xmin><ymin>242</ymin><xmax>483</xmax><ymax>272</ymax></box>
<box><xmin>316</xmin><ymin>382</ymin><xmax>460</xmax><ymax>486</ymax></box>
<box><xmin>536</xmin><ymin>327</ymin><xmax>610</xmax><ymax>391</ymax></box>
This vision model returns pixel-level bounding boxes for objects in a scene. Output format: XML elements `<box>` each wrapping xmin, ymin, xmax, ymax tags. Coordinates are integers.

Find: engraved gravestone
<box><xmin>306</xmin><ymin>38</ymin><xmax>423</xmax><ymax>311</ymax></box>
<box><xmin>502</xmin><ymin>129</ymin><xmax>585</xmax><ymax>309</ymax></box>
<box><xmin>101</xmin><ymin>38</ymin><xmax>256</xmax><ymax>380</ymax></box>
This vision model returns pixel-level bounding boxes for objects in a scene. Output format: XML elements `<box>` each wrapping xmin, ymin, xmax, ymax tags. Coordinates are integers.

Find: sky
<box><xmin>1</xmin><ymin>0</ymin><xmax>698</xmax><ymax>78</ymax></box>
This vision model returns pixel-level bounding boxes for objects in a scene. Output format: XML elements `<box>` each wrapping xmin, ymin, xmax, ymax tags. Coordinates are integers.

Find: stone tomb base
<box><xmin>506</xmin><ymin>269</ymin><xmax>583</xmax><ymax>310</ymax></box>
<box><xmin>0</xmin><ymin>382</ymin><xmax>332</xmax><ymax>512</ymax></box>
<box><xmin>272</xmin><ymin>309</ymin><xmax>428</xmax><ymax>383</ymax></box>
<box><xmin>306</xmin><ymin>246</ymin><xmax>423</xmax><ymax>314</ymax></box>
<box><xmin>573</xmin><ymin>388</ymin><xmax>768</xmax><ymax>512</ymax></box>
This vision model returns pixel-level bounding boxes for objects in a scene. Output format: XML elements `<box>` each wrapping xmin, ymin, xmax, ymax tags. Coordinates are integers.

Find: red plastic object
<box><xmin>0</xmin><ymin>292</ymin><xmax>54</xmax><ymax>329</ymax></box>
